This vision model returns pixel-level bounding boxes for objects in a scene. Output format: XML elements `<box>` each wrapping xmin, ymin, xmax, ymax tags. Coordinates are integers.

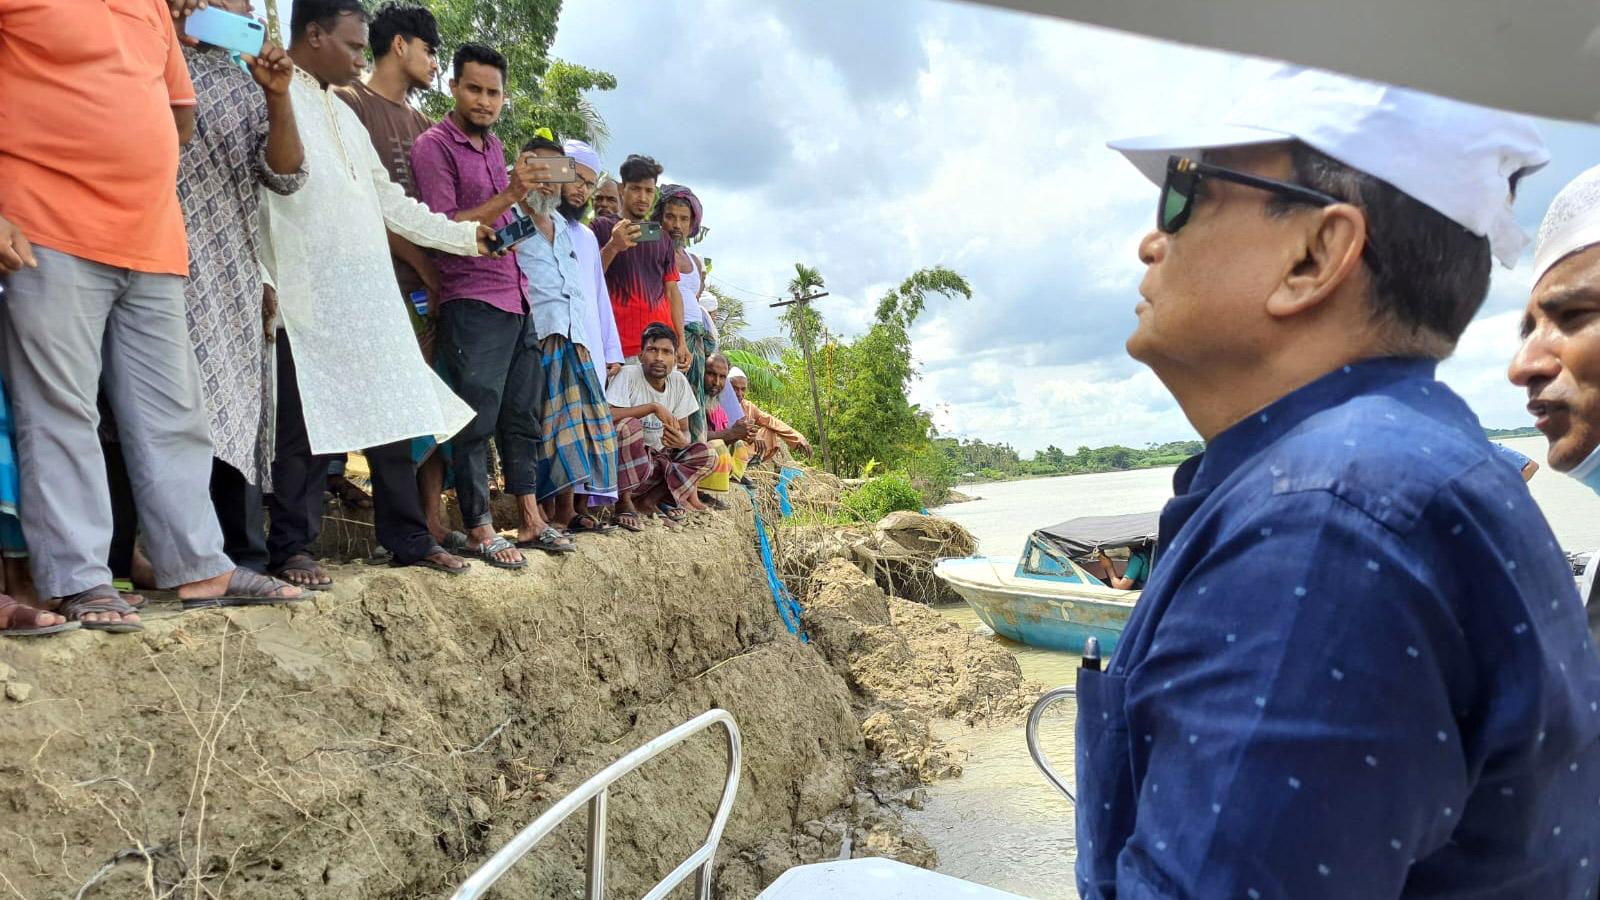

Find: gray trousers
<box><xmin>0</xmin><ymin>247</ymin><xmax>231</xmax><ymax>596</ymax></box>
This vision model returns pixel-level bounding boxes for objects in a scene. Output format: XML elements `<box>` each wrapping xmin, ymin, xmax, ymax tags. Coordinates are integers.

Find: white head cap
<box><xmin>562</xmin><ymin>139</ymin><xmax>602</xmax><ymax>177</ymax></box>
<box><xmin>1533</xmin><ymin>164</ymin><xmax>1600</xmax><ymax>287</ymax></box>
<box><xmin>1109</xmin><ymin>66</ymin><xmax>1550</xmax><ymax>268</ymax></box>
<box><xmin>728</xmin><ymin>367</ymin><xmax>748</xmax><ymax>382</ymax></box>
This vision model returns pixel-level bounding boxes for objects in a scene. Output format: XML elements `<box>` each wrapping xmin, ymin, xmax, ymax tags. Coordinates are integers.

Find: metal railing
<box><xmin>1025</xmin><ymin>686</ymin><xmax>1077</xmax><ymax>804</ymax></box>
<box><xmin>450</xmin><ymin>709</ymin><xmax>743</xmax><ymax>900</ymax></box>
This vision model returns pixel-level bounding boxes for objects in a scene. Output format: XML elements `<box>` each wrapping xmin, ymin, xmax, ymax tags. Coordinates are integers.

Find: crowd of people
<box><xmin>0</xmin><ymin>0</ymin><xmax>812</xmax><ymax>635</ymax></box>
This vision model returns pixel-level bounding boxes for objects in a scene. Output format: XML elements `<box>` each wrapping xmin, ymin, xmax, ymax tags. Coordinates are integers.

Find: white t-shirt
<box><xmin>605</xmin><ymin>364</ymin><xmax>698</xmax><ymax>450</ymax></box>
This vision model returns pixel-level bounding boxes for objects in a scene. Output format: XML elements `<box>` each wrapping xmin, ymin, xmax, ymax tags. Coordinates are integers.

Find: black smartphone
<box><xmin>635</xmin><ymin>221</ymin><xmax>663</xmax><ymax>243</ymax></box>
<box><xmin>487</xmin><ymin>211</ymin><xmax>539</xmax><ymax>253</ymax></box>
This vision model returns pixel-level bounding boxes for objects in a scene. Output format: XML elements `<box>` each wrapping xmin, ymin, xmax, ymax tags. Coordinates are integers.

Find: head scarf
<box><xmin>651</xmin><ymin>184</ymin><xmax>703</xmax><ymax>237</ymax></box>
<box><xmin>1533</xmin><ymin>163</ymin><xmax>1600</xmax><ymax>287</ymax></box>
<box><xmin>562</xmin><ymin>139</ymin><xmax>602</xmax><ymax>178</ymax></box>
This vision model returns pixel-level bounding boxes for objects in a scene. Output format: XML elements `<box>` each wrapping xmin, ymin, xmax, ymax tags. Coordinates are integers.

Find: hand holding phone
<box><xmin>485</xmin><ymin>211</ymin><xmax>540</xmax><ymax>254</ymax></box>
<box><xmin>635</xmin><ymin>222</ymin><xmax>663</xmax><ymax>243</ymax></box>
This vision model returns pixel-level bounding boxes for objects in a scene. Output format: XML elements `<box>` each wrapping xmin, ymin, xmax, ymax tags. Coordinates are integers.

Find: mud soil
<box><xmin>0</xmin><ymin>493</ymin><xmax>1016</xmax><ymax>898</ymax></box>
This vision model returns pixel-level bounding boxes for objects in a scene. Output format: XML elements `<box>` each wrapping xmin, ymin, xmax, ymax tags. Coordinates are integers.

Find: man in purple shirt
<box><xmin>411</xmin><ymin>43</ymin><xmax>572</xmax><ymax>567</ymax></box>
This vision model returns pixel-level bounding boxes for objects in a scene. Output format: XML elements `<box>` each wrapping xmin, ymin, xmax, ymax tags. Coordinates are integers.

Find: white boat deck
<box><xmin>756</xmin><ymin>858</ymin><xmax>1030</xmax><ymax>899</ymax></box>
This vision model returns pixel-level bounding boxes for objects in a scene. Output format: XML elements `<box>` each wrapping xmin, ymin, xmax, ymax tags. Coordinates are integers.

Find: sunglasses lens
<box><xmin>1159</xmin><ymin>179</ymin><xmax>1190</xmax><ymax>233</ymax></box>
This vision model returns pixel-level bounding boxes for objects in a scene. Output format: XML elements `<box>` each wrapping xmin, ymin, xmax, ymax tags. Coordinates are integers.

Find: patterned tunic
<box><xmin>177</xmin><ymin>47</ymin><xmax>307</xmax><ymax>488</ymax></box>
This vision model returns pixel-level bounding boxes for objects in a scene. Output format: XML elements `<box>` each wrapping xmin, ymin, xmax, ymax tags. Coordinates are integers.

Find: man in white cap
<box><xmin>1079</xmin><ymin>66</ymin><xmax>1600</xmax><ymax>899</ymax></box>
<box><xmin>553</xmin><ymin>137</ymin><xmax>632</xmax><ymax>533</ymax></box>
<box><xmin>1511</xmin><ymin>162</ymin><xmax>1600</xmax><ymax>643</ymax></box>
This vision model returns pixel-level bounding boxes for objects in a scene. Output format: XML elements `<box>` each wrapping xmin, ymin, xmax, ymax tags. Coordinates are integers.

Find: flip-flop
<box><xmin>271</xmin><ymin>553</ymin><xmax>333</xmax><ymax>592</ymax></box>
<box><xmin>58</xmin><ymin>586</ymin><xmax>144</xmax><ymax>633</ymax></box>
<box><xmin>515</xmin><ymin>526</ymin><xmax>576</xmax><ymax>554</ymax></box>
<box><xmin>393</xmin><ymin>547</ymin><xmax>470</xmax><ymax>576</ymax></box>
<box><xmin>616</xmin><ymin>511</ymin><xmax>644</xmax><ymax>533</ymax></box>
<box><xmin>656</xmin><ymin>502</ymin><xmax>689</xmax><ymax>524</ymax></box>
<box><xmin>567</xmin><ymin>514</ymin><xmax>617</xmax><ymax>536</ymax></box>
<box><xmin>0</xmin><ymin>596</ymin><xmax>79</xmax><ymax>637</ymax></box>
<box><xmin>467</xmin><ymin>534</ymin><xmax>528</xmax><ymax>570</ymax></box>
<box><xmin>182</xmin><ymin>569</ymin><xmax>306</xmax><ymax>610</ymax></box>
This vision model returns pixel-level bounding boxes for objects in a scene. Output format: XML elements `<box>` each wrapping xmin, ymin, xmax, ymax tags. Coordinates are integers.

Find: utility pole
<box><xmin>771</xmin><ymin>289</ymin><xmax>833</xmax><ymax>473</ymax></box>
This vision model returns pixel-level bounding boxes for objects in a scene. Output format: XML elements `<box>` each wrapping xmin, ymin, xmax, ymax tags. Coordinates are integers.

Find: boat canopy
<box><xmin>1034</xmin><ymin>512</ymin><xmax>1160</xmax><ymax>561</ymax></box>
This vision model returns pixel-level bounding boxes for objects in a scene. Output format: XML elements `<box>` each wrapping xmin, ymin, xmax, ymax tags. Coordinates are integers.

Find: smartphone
<box><xmin>635</xmin><ymin>222</ymin><xmax>663</xmax><ymax>243</ymax></box>
<box><xmin>521</xmin><ymin>154</ymin><xmax>579</xmax><ymax>185</ymax></box>
<box><xmin>487</xmin><ymin>210</ymin><xmax>540</xmax><ymax>253</ymax></box>
<box><xmin>184</xmin><ymin>7</ymin><xmax>266</xmax><ymax>58</ymax></box>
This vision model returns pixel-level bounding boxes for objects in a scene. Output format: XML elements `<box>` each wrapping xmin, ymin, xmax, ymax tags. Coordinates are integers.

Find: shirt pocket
<box><xmin>109</xmin><ymin>5</ymin><xmax>171</xmax><ymax>74</ymax></box>
<box><xmin>1075</xmin><ymin>667</ymin><xmax>1135</xmax><ymax>899</ymax></box>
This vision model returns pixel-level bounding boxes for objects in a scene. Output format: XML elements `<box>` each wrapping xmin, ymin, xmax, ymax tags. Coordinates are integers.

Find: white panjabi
<box><xmin>258</xmin><ymin>69</ymin><xmax>477</xmax><ymax>453</ymax></box>
<box><xmin>1532</xmin><ymin>163</ymin><xmax>1600</xmax><ymax>287</ymax></box>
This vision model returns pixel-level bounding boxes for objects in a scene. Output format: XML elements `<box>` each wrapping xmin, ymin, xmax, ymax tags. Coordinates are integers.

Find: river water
<box><xmin>907</xmin><ymin>435</ymin><xmax>1598</xmax><ymax>898</ymax></box>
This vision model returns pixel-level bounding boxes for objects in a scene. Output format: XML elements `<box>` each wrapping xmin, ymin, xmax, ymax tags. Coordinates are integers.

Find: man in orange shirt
<box><xmin>727</xmin><ymin>368</ymin><xmax>812</xmax><ymax>463</ymax></box>
<box><xmin>0</xmin><ymin>0</ymin><xmax>301</xmax><ymax>633</ymax></box>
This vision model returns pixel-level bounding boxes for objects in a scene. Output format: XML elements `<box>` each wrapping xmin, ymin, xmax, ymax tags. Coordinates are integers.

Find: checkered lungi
<box><xmin>614</xmin><ymin>416</ymin><xmax>716</xmax><ymax>506</ymax></box>
<box><xmin>533</xmin><ymin>334</ymin><xmax>618</xmax><ymax>500</ymax></box>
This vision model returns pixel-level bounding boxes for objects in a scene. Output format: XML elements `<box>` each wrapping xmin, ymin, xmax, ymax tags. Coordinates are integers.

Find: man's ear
<box><xmin>1265</xmin><ymin>203</ymin><xmax>1367</xmax><ymax>320</ymax></box>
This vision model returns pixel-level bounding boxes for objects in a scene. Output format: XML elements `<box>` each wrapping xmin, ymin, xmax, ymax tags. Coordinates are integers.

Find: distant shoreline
<box><xmin>950</xmin><ymin>426</ymin><xmax>1544</xmax><ymax>487</ymax></box>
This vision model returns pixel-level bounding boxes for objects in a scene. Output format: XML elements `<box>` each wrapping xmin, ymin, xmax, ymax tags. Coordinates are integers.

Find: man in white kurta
<box><xmin>259</xmin><ymin>4</ymin><xmax>480</xmax><ymax>583</ymax></box>
<box><xmin>559</xmin><ymin>140</ymin><xmax>625</xmax><ymax>519</ymax></box>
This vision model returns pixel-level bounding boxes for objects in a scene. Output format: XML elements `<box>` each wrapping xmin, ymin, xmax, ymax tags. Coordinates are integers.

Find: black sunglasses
<box><xmin>1158</xmin><ymin>155</ymin><xmax>1345</xmax><ymax>234</ymax></box>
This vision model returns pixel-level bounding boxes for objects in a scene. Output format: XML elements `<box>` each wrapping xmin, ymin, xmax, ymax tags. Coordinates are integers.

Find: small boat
<box><xmin>934</xmin><ymin>512</ymin><xmax>1158</xmax><ymax>655</ymax></box>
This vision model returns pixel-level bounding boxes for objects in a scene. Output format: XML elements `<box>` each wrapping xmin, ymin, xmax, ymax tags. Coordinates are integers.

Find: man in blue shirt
<box><xmin>1079</xmin><ymin>66</ymin><xmax>1600</xmax><ymax>899</ymax></box>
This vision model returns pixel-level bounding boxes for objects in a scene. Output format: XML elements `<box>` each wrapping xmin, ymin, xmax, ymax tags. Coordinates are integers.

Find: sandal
<box><xmin>616</xmin><ymin>511</ymin><xmax>644</xmax><ymax>533</ymax></box>
<box><xmin>182</xmin><ymin>569</ymin><xmax>305</xmax><ymax>610</ymax></box>
<box><xmin>0</xmin><ymin>595</ymin><xmax>79</xmax><ymax>637</ymax></box>
<box><xmin>466</xmin><ymin>534</ymin><xmax>527</xmax><ymax>570</ymax></box>
<box><xmin>271</xmin><ymin>553</ymin><xmax>333</xmax><ymax>591</ymax></box>
<box><xmin>58</xmin><ymin>586</ymin><xmax>143</xmax><ymax>633</ymax></box>
<box><xmin>393</xmin><ymin>546</ymin><xmax>469</xmax><ymax>576</ymax></box>
<box><xmin>567</xmin><ymin>514</ymin><xmax>617</xmax><ymax>536</ymax></box>
<box><xmin>657</xmin><ymin>503</ymin><xmax>689</xmax><ymax>524</ymax></box>
<box><xmin>516</xmin><ymin>526</ymin><xmax>576</xmax><ymax>554</ymax></box>
<box><xmin>327</xmin><ymin>474</ymin><xmax>373</xmax><ymax>509</ymax></box>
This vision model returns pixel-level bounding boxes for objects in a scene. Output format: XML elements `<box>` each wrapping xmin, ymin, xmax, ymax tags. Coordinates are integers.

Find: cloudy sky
<box><xmin>541</xmin><ymin>0</ymin><xmax>1600</xmax><ymax>455</ymax></box>
<box><xmin>264</xmin><ymin>0</ymin><xmax>1600</xmax><ymax>454</ymax></box>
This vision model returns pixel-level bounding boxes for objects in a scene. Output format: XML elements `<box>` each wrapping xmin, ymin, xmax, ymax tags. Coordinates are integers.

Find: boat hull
<box><xmin>935</xmin><ymin>557</ymin><xmax>1136</xmax><ymax>655</ymax></box>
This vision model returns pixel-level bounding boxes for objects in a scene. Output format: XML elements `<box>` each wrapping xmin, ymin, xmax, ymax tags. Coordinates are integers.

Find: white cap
<box><xmin>1533</xmin><ymin>164</ymin><xmax>1600</xmax><ymax>287</ymax></box>
<box><xmin>1109</xmin><ymin>66</ymin><xmax>1550</xmax><ymax>268</ymax></box>
<box><xmin>562</xmin><ymin>139</ymin><xmax>602</xmax><ymax>177</ymax></box>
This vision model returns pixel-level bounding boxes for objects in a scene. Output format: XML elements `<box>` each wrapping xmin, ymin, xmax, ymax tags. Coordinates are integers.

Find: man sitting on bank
<box><xmin>606</xmin><ymin>324</ymin><xmax>716</xmax><ymax>525</ymax></box>
<box><xmin>728</xmin><ymin>368</ymin><xmax>811</xmax><ymax>463</ymax></box>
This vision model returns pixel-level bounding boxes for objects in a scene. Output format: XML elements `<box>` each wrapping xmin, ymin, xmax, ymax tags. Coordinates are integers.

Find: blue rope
<box><xmin>776</xmin><ymin>466</ymin><xmax>804</xmax><ymax>518</ymax></box>
<box><xmin>744</xmin><ymin>484</ymin><xmax>807</xmax><ymax>641</ymax></box>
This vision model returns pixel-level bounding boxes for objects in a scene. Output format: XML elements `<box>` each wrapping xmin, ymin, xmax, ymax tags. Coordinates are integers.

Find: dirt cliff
<box><xmin>0</xmin><ymin>495</ymin><xmax>936</xmax><ymax>899</ymax></box>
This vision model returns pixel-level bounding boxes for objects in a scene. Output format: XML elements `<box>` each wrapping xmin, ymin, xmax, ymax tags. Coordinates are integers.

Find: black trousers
<box><xmin>266</xmin><ymin>336</ymin><xmax>436</xmax><ymax>567</ymax></box>
<box><xmin>438</xmin><ymin>299</ymin><xmax>540</xmax><ymax>528</ymax></box>
<box><xmin>210</xmin><ymin>459</ymin><xmax>268</xmax><ymax>573</ymax></box>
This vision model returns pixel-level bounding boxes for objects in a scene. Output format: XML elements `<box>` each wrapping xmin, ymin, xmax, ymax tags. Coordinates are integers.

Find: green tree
<box><xmin>424</xmin><ymin>0</ymin><xmax>617</xmax><ymax>159</ymax></box>
<box><xmin>782</xmin><ymin>263</ymin><xmax>827</xmax><ymax>349</ymax></box>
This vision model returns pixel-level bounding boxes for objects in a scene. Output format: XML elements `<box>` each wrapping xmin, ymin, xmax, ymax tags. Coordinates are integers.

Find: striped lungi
<box><xmin>684</xmin><ymin>322</ymin><xmax>715</xmax><ymax>442</ymax></box>
<box><xmin>614</xmin><ymin>417</ymin><xmax>716</xmax><ymax>507</ymax></box>
<box><xmin>532</xmin><ymin>334</ymin><xmax>618</xmax><ymax>500</ymax></box>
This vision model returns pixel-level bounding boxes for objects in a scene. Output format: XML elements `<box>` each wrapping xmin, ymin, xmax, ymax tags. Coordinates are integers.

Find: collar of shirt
<box><xmin>437</xmin><ymin>113</ymin><xmax>498</xmax><ymax>154</ymax></box>
<box><xmin>1178</xmin><ymin>356</ymin><xmax>1439</xmax><ymax>497</ymax></box>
